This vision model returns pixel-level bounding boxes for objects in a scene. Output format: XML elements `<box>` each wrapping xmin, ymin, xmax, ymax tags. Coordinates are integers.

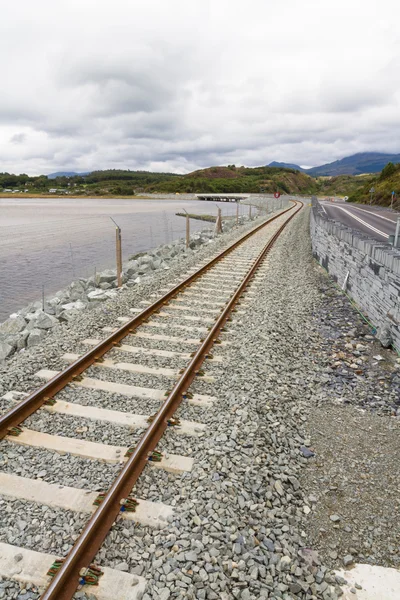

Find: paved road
<box><xmin>319</xmin><ymin>200</ymin><xmax>399</xmax><ymax>241</ymax></box>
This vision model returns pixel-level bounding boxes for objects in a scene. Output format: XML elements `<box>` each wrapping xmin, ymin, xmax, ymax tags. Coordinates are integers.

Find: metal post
<box><xmin>249</xmin><ymin>204</ymin><xmax>252</xmax><ymax>219</ymax></box>
<box><xmin>236</xmin><ymin>202</ymin><xmax>239</xmax><ymax>225</ymax></box>
<box><xmin>369</xmin><ymin>187</ymin><xmax>375</xmax><ymax>205</ymax></box>
<box><xmin>110</xmin><ymin>218</ymin><xmax>122</xmax><ymax>287</ymax></box>
<box><xmin>395</xmin><ymin>217</ymin><xmax>400</xmax><ymax>248</ymax></box>
<box><xmin>186</xmin><ymin>213</ymin><xmax>190</xmax><ymax>248</ymax></box>
<box><xmin>69</xmin><ymin>243</ymin><xmax>75</xmax><ymax>278</ymax></box>
<box><xmin>116</xmin><ymin>227</ymin><xmax>122</xmax><ymax>287</ymax></box>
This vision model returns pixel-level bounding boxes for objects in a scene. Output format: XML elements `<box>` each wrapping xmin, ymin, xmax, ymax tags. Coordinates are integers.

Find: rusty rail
<box><xmin>0</xmin><ymin>203</ymin><xmax>295</xmax><ymax>439</ymax></box>
<box><xmin>38</xmin><ymin>200</ymin><xmax>302</xmax><ymax>600</ymax></box>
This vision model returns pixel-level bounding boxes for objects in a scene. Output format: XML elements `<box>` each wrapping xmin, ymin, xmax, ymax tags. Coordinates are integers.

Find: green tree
<box><xmin>380</xmin><ymin>162</ymin><xmax>396</xmax><ymax>180</ymax></box>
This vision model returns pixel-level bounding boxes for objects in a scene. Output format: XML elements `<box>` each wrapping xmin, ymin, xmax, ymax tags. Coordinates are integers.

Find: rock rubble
<box><xmin>1</xmin><ymin>203</ymin><xmax>397</xmax><ymax>599</ymax></box>
<box><xmin>0</xmin><ymin>216</ymin><xmax>253</xmax><ymax>361</ymax></box>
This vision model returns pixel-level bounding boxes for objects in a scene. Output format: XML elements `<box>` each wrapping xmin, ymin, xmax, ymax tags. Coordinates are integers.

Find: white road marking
<box><xmin>345</xmin><ymin>205</ymin><xmax>397</xmax><ymax>224</ymax></box>
<box><xmin>328</xmin><ymin>206</ymin><xmax>389</xmax><ymax>239</ymax></box>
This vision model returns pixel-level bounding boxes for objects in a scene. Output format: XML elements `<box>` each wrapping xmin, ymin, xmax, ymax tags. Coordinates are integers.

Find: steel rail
<box><xmin>0</xmin><ymin>203</ymin><xmax>295</xmax><ymax>439</ymax></box>
<box><xmin>39</xmin><ymin>200</ymin><xmax>302</xmax><ymax>600</ymax></box>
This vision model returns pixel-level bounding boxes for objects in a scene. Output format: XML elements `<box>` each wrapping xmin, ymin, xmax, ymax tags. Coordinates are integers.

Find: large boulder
<box><xmin>138</xmin><ymin>264</ymin><xmax>151</xmax><ymax>274</ymax></box>
<box><xmin>0</xmin><ymin>315</ymin><xmax>26</xmax><ymax>337</ymax></box>
<box><xmin>127</xmin><ymin>251</ymin><xmax>147</xmax><ymax>261</ymax></box>
<box><xmin>29</xmin><ymin>312</ymin><xmax>59</xmax><ymax>330</ymax></box>
<box><xmin>53</xmin><ymin>290</ymin><xmax>70</xmax><ymax>305</ymax></box>
<box><xmin>58</xmin><ymin>308</ymin><xmax>81</xmax><ymax>322</ymax></box>
<box><xmin>43</xmin><ymin>303</ymin><xmax>56</xmax><ymax>315</ymax></box>
<box><xmin>98</xmin><ymin>269</ymin><xmax>117</xmax><ymax>284</ymax></box>
<box><xmin>61</xmin><ymin>300</ymin><xmax>87</xmax><ymax>311</ymax></box>
<box><xmin>3</xmin><ymin>331</ymin><xmax>29</xmax><ymax>352</ymax></box>
<box><xmin>19</xmin><ymin>301</ymin><xmax>42</xmax><ymax>318</ymax></box>
<box><xmin>25</xmin><ymin>309</ymin><xmax>43</xmax><ymax>322</ymax></box>
<box><xmin>27</xmin><ymin>328</ymin><xmax>46</xmax><ymax>347</ymax></box>
<box><xmin>87</xmin><ymin>290</ymin><xmax>108</xmax><ymax>302</ymax></box>
<box><xmin>139</xmin><ymin>255</ymin><xmax>154</xmax><ymax>265</ymax></box>
<box><xmin>47</xmin><ymin>296</ymin><xmax>61</xmax><ymax>307</ymax></box>
<box><xmin>0</xmin><ymin>315</ymin><xmax>27</xmax><ymax>339</ymax></box>
<box><xmin>69</xmin><ymin>280</ymin><xmax>87</xmax><ymax>300</ymax></box>
<box><xmin>125</xmin><ymin>260</ymin><xmax>139</xmax><ymax>276</ymax></box>
<box><xmin>86</xmin><ymin>275</ymin><xmax>96</xmax><ymax>287</ymax></box>
<box><xmin>152</xmin><ymin>259</ymin><xmax>162</xmax><ymax>270</ymax></box>
<box><xmin>15</xmin><ymin>331</ymin><xmax>29</xmax><ymax>350</ymax></box>
<box><xmin>156</xmin><ymin>245</ymin><xmax>173</xmax><ymax>258</ymax></box>
<box><xmin>376</xmin><ymin>324</ymin><xmax>392</xmax><ymax>348</ymax></box>
<box><xmin>0</xmin><ymin>342</ymin><xmax>13</xmax><ymax>361</ymax></box>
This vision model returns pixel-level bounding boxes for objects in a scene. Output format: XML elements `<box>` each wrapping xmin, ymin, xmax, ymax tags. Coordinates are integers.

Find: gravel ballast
<box><xmin>0</xmin><ymin>202</ymin><xmax>398</xmax><ymax>599</ymax></box>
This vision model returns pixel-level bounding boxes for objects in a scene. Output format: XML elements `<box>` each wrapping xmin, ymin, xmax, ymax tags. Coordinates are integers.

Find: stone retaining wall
<box><xmin>310</xmin><ymin>198</ymin><xmax>400</xmax><ymax>352</ymax></box>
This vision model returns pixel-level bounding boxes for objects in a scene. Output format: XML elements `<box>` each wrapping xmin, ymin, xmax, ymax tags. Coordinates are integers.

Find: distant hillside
<box><xmin>317</xmin><ymin>174</ymin><xmax>373</xmax><ymax>197</ymax></box>
<box><xmin>268</xmin><ymin>161</ymin><xmax>303</xmax><ymax>171</ymax></box>
<box><xmin>146</xmin><ymin>165</ymin><xmax>318</xmax><ymax>194</ymax></box>
<box><xmin>2</xmin><ymin>163</ymin><xmax>391</xmax><ymax>200</ymax></box>
<box><xmin>348</xmin><ymin>162</ymin><xmax>400</xmax><ymax>208</ymax></box>
<box><xmin>47</xmin><ymin>171</ymin><xmax>90</xmax><ymax>179</ymax></box>
<box><xmin>307</xmin><ymin>152</ymin><xmax>400</xmax><ymax>176</ymax></box>
<box><xmin>267</xmin><ymin>152</ymin><xmax>400</xmax><ymax>177</ymax></box>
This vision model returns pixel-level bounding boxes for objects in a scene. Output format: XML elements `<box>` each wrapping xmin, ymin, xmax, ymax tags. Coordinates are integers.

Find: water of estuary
<box><xmin>0</xmin><ymin>196</ymin><xmax>240</xmax><ymax>321</ymax></box>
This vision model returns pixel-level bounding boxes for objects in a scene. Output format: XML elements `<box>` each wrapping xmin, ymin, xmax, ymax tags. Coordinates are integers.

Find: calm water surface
<box><xmin>0</xmin><ymin>197</ymin><xmax>239</xmax><ymax>321</ymax></box>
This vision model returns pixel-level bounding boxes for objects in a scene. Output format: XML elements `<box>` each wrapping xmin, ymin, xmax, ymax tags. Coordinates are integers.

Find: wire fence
<box><xmin>0</xmin><ymin>196</ymin><xmax>287</xmax><ymax>321</ymax></box>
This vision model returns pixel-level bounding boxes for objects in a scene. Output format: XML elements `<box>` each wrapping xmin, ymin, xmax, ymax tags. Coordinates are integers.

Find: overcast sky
<box><xmin>1</xmin><ymin>0</ymin><xmax>399</xmax><ymax>175</ymax></box>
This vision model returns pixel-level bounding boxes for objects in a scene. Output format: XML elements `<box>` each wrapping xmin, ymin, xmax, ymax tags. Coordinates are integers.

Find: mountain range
<box><xmin>269</xmin><ymin>152</ymin><xmax>400</xmax><ymax>176</ymax></box>
<box><xmin>47</xmin><ymin>171</ymin><xmax>89</xmax><ymax>179</ymax></box>
<box><xmin>47</xmin><ymin>153</ymin><xmax>400</xmax><ymax>180</ymax></box>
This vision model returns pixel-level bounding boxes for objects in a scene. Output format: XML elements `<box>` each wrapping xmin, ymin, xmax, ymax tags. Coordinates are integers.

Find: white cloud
<box><xmin>0</xmin><ymin>0</ymin><xmax>399</xmax><ymax>174</ymax></box>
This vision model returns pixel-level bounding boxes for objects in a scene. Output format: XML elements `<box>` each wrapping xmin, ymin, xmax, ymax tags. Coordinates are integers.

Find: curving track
<box><xmin>0</xmin><ymin>200</ymin><xmax>302</xmax><ymax>600</ymax></box>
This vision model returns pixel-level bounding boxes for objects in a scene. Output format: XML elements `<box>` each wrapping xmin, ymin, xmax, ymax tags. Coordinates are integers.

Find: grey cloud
<box><xmin>10</xmin><ymin>133</ymin><xmax>26</xmax><ymax>144</ymax></box>
<box><xmin>0</xmin><ymin>0</ymin><xmax>399</xmax><ymax>174</ymax></box>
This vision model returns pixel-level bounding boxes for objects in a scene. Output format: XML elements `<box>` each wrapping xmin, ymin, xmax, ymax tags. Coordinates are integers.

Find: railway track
<box><xmin>0</xmin><ymin>200</ymin><xmax>301</xmax><ymax>600</ymax></box>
